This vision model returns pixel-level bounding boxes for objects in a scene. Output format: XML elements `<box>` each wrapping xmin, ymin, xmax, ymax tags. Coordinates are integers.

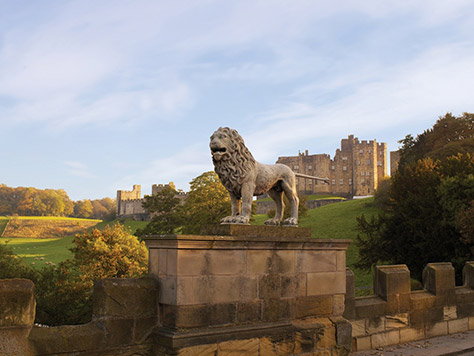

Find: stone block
<box><xmin>158</xmin><ymin>276</ymin><xmax>195</xmax><ymax>305</ymax></box>
<box><xmin>456</xmin><ymin>287</ymin><xmax>474</xmax><ymax>304</ymax></box>
<box><xmin>148</xmin><ymin>248</ymin><xmax>165</xmax><ymax>276</ymax></box>
<box><xmin>0</xmin><ymin>279</ymin><xmax>35</xmax><ymax>327</ymax></box>
<box><xmin>374</xmin><ymin>265</ymin><xmax>410</xmax><ymax>300</ymax></box>
<box><xmin>262</xmin><ymin>298</ymin><xmax>295</xmax><ymax>322</ymax></box>
<box><xmin>409</xmin><ymin>309</ymin><xmax>424</xmax><ymax>326</ymax></box>
<box><xmin>354</xmin><ymin>297</ymin><xmax>386</xmax><ymax>319</ymax></box>
<box><xmin>259</xmin><ymin>274</ymin><xmax>281</xmax><ymax>299</ymax></box>
<box><xmin>296</xmin><ymin>296</ymin><xmax>333</xmax><ymax>318</ymax></box>
<box><xmin>134</xmin><ymin>316</ymin><xmax>158</xmax><ymax>344</ymax></box>
<box><xmin>236</xmin><ymin>301</ymin><xmax>261</xmax><ymax>324</ymax></box>
<box><xmin>248</xmin><ymin>250</ymin><xmax>272</xmax><ymax>274</ymax></box>
<box><xmin>385</xmin><ymin>313</ymin><xmax>408</xmax><ymax>329</ymax></box>
<box><xmin>217</xmin><ymin>338</ymin><xmax>259</xmax><ymax>356</ymax></box>
<box><xmin>259</xmin><ymin>335</ymin><xmax>294</xmax><ymax>355</ymax></box>
<box><xmin>460</xmin><ymin>304</ymin><xmax>474</xmax><ymax>318</ymax></box>
<box><xmin>423</xmin><ymin>262</ymin><xmax>455</xmax><ymax>296</ymax></box>
<box><xmin>469</xmin><ymin>316</ymin><xmax>474</xmax><ymax>330</ymax></box>
<box><xmin>366</xmin><ymin>317</ymin><xmax>385</xmax><ymax>334</ymax></box>
<box><xmin>0</xmin><ymin>327</ymin><xmax>35</xmax><ymax>356</ymax></box>
<box><xmin>353</xmin><ymin>336</ymin><xmax>371</xmax><ymax>351</ymax></box>
<box><xmin>448</xmin><ymin>317</ymin><xmax>469</xmax><ymax>334</ymax></box>
<box><xmin>424</xmin><ymin>307</ymin><xmax>444</xmax><ymax>324</ymax></box>
<box><xmin>92</xmin><ymin>278</ymin><xmax>157</xmax><ymax>318</ymax></box>
<box><xmin>281</xmin><ymin>273</ymin><xmax>306</xmax><ymax>298</ymax></box>
<box><xmin>194</xmin><ymin>275</ymin><xmax>257</xmax><ymax>304</ymax></box>
<box><xmin>315</xmin><ymin>323</ymin><xmax>336</xmax><ymax>349</ymax></box>
<box><xmin>463</xmin><ymin>261</ymin><xmax>474</xmax><ymax>289</ymax></box>
<box><xmin>336</xmin><ymin>251</ymin><xmax>346</xmax><ymax>271</ymax></box>
<box><xmin>425</xmin><ymin>321</ymin><xmax>448</xmax><ymax>338</ymax></box>
<box><xmin>176</xmin><ymin>250</ymin><xmax>210</xmax><ymax>276</ymax></box>
<box><xmin>344</xmin><ymin>269</ymin><xmax>355</xmax><ymax>320</ymax></box>
<box><xmin>399</xmin><ymin>327</ymin><xmax>425</xmax><ymax>343</ymax></box>
<box><xmin>296</xmin><ymin>251</ymin><xmax>337</xmax><ymax>273</ymax></box>
<box><xmin>307</xmin><ymin>271</ymin><xmax>345</xmax><ymax>296</ymax></box>
<box><xmin>350</xmin><ymin>319</ymin><xmax>366</xmax><ymax>338</ymax></box>
<box><xmin>331</xmin><ymin>316</ymin><xmax>352</xmax><ymax>348</ymax></box>
<box><xmin>176</xmin><ymin>343</ymin><xmax>218</xmax><ymax>356</ymax></box>
<box><xmin>29</xmin><ymin>322</ymin><xmax>106</xmax><ymax>354</ymax></box>
<box><xmin>206</xmin><ymin>250</ymin><xmax>247</xmax><ymax>275</ymax></box>
<box><xmin>201</xmin><ymin>224</ymin><xmax>311</xmax><ymax>238</ymax></box>
<box><xmin>410</xmin><ymin>291</ymin><xmax>436</xmax><ymax>310</ymax></box>
<box><xmin>333</xmin><ymin>295</ymin><xmax>345</xmax><ymax>316</ymax></box>
<box><xmin>444</xmin><ymin>305</ymin><xmax>457</xmax><ymax>320</ymax></box>
<box><xmin>160</xmin><ymin>303</ymin><xmax>236</xmax><ymax>329</ymax></box>
<box><xmin>370</xmin><ymin>329</ymin><xmax>400</xmax><ymax>348</ymax></box>
<box><xmin>99</xmin><ymin>318</ymin><xmax>135</xmax><ymax>346</ymax></box>
<box><xmin>166</xmin><ymin>249</ymin><xmax>178</xmax><ymax>275</ymax></box>
<box><xmin>294</xmin><ymin>330</ymin><xmax>315</xmax><ymax>354</ymax></box>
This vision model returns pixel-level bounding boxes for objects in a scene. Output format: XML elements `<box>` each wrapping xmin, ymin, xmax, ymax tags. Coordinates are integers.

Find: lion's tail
<box><xmin>294</xmin><ymin>173</ymin><xmax>330</xmax><ymax>184</ymax></box>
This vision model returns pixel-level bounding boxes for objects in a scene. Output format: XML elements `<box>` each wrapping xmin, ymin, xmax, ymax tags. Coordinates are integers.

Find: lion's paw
<box><xmin>220</xmin><ymin>216</ymin><xmax>234</xmax><ymax>224</ymax></box>
<box><xmin>282</xmin><ymin>217</ymin><xmax>298</xmax><ymax>227</ymax></box>
<box><xmin>264</xmin><ymin>219</ymin><xmax>280</xmax><ymax>226</ymax></box>
<box><xmin>231</xmin><ymin>216</ymin><xmax>250</xmax><ymax>225</ymax></box>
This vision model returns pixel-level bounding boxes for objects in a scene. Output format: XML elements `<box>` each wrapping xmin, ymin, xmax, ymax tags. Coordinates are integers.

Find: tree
<box><xmin>135</xmin><ymin>186</ymin><xmax>184</xmax><ymax>236</ymax></box>
<box><xmin>356</xmin><ymin>113</ymin><xmax>474</xmax><ymax>282</ymax></box>
<box><xmin>182</xmin><ymin>171</ymin><xmax>231</xmax><ymax>234</ymax></box>
<box><xmin>74</xmin><ymin>199</ymin><xmax>94</xmax><ymax>218</ymax></box>
<box><xmin>71</xmin><ymin>224</ymin><xmax>148</xmax><ymax>288</ymax></box>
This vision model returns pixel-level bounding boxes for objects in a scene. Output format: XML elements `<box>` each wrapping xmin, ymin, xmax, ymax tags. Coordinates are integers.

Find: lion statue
<box><xmin>210</xmin><ymin>127</ymin><xmax>300</xmax><ymax>226</ymax></box>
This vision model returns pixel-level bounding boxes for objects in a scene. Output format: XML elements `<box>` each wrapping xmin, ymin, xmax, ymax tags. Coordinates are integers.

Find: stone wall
<box><xmin>277</xmin><ymin>135</ymin><xmax>388</xmax><ymax>197</ymax></box>
<box><xmin>1</xmin><ymin>277</ymin><xmax>158</xmax><ymax>356</ymax></box>
<box><xmin>345</xmin><ymin>262</ymin><xmax>474</xmax><ymax>352</ymax></box>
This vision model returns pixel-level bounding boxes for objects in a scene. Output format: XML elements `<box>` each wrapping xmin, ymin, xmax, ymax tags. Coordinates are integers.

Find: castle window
<box><xmin>367</xmin><ymin>172</ymin><xmax>370</xmax><ymax>176</ymax></box>
<box><xmin>342</xmin><ymin>156</ymin><xmax>348</xmax><ymax>161</ymax></box>
<box><xmin>379</xmin><ymin>151</ymin><xmax>383</xmax><ymax>156</ymax></box>
<box><xmin>367</xmin><ymin>159</ymin><xmax>370</xmax><ymax>165</ymax></box>
<box><xmin>331</xmin><ymin>165</ymin><xmax>335</xmax><ymax>170</ymax></box>
<box><xmin>308</xmin><ymin>180</ymin><xmax>312</xmax><ymax>185</ymax></box>
<box><xmin>361</xmin><ymin>178</ymin><xmax>365</xmax><ymax>184</ymax></box>
<box><xmin>294</xmin><ymin>165</ymin><xmax>298</xmax><ymax>170</ymax></box>
<box><xmin>361</xmin><ymin>171</ymin><xmax>365</xmax><ymax>176</ymax></box>
<box><xmin>359</xmin><ymin>149</ymin><xmax>363</xmax><ymax>154</ymax></box>
<box><xmin>377</xmin><ymin>161</ymin><xmax>382</xmax><ymax>166</ymax></box>
<box><xmin>332</xmin><ymin>179</ymin><xmax>335</xmax><ymax>185</ymax></box>
<box><xmin>349</xmin><ymin>179</ymin><xmax>352</xmax><ymax>185</ymax></box>
<box><xmin>339</xmin><ymin>179</ymin><xmax>343</xmax><ymax>185</ymax></box>
<box><xmin>358</xmin><ymin>160</ymin><xmax>361</xmax><ymax>165</ymax></box>
<box><xmin>308</xmin><ymin>165</ymin><xmax>312</xmax><ymax>170</ymax></box>
<box><xmin>343</xmin><ymin>166</ymin><xmax>347</xmax><ymax>171</ymax></box>
<box><xmin>368</xmin><ymin>149</ymin><xmax>371</xmax><ymax>154</ymax></box>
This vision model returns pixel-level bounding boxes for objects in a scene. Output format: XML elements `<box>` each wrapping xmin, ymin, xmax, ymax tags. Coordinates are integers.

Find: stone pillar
<box><xmin>146</xmin><ymin>225</ymin><xmax>352</xmax><ymax>355</ymax></box>
<box><xmin>344</xmin><ymin>268</ymin><xmax>356</xmax><ymax>319</ymax></box>
<box><xmin>0</xmin><ymin>279</ymin><xmax>36</xmax><ymax>356</ymax></box>
<box><xmin>423</xmin><ymin>262</ymin><xmax>455</xmax><ymax>305</ymax></box>
<box><xmin>463</xmin><ymin>261</ymin><xmax>474</xmax><ymax>289</ymax></box>
<box><xmin>374</xmin><ymin>265</ymin><xmax>411</xmax><ymax>314</ymax></box>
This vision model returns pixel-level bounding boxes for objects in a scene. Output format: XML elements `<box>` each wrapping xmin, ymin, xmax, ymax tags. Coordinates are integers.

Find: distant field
<box><xmin>0</xmin><ymin>217</ymin><xmax>8</xmax><ymax>236</ymax></box>
<box><xmin>93</xmin><ymin>218</ymin><xmax>148</xmax><ymax>234</ymax></box>
<box><xmin>2</xmin><ymin>217</ymin><xmax>101</xmax><ymax>238</ymax></box>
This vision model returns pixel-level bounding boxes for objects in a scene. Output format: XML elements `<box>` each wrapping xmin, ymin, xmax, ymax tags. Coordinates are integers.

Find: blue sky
<box><xmin>1</xmin><ymin>1</ymin><xmax>473</xmax><ymax>200</ymax></box>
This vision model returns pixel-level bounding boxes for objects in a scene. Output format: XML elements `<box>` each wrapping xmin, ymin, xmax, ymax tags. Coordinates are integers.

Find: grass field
<box><xmin>0</xmin><ymin>217</ymin><xmax>8</xmax><ymax>236</ymax></box>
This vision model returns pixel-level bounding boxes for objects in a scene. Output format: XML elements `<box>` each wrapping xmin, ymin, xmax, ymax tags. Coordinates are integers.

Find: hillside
<box><xmin>1</xmin><ymin>216</ymin><xmax>101</xmax><ymax>238</ymax></box>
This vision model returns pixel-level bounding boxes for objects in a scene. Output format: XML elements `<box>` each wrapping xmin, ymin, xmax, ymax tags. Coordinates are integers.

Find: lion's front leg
<box><xmin>220</xmin><ymin>192</ymin><xmax>242</xmax><ymax>224</ymax></box>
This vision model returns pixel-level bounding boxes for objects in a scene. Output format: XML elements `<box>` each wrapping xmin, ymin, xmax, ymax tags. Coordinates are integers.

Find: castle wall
<box><xmin>277</xmin><ymin>135</ymin><xmax>388</xmax><ymax>197</ymax></box>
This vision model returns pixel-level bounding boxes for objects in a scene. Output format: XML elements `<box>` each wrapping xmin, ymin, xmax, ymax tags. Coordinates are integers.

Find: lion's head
<box><xmin>210</xmin><ymin>127</ymin><xmax>257</xmax><ymax>196</ymax></box>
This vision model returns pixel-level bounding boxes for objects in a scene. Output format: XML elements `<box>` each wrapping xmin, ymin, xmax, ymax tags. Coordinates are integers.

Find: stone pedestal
<box><xmin>145</xmin><ymin>225</ymin><xmax>352</xmax><ymax>355</ymax></box>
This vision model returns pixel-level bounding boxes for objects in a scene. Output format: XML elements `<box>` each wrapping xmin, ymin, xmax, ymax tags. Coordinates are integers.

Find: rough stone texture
<box><xmin>399</xmin><ymin>327</ymin><xmax>425</xmax><ymax>343</ymax></box>
<box><xmin>374</xmin><ymin>265</ymin><xmax>410</xmax><ymax>300</ymax></box>
<box><xmin>423</xmin><ymin>263</ymin><xmax>456</xmax><ymax>296</ymax></box>
<box><xmin>0</xmin><ymin>279</ymin><xmax>35</xmax><ymax>327</ymax></box>
<box><xmin>92</xmin><ymin>277</ymin><xmax>158</xmax><ymax>318</ymax></box>
<box><xmin>0</xmin><ymin>327</ymin><xmax>36</xmax><ymax>356</ymax></box>
<box><xmin>202</xmin><ymin>224</ymin><xmax>311</xmax><ymax>238</ymax></box>
<box><xmin>370</xmin><ymin>329</ymin><xmax>400</xmax><ymax>348</ymax></box>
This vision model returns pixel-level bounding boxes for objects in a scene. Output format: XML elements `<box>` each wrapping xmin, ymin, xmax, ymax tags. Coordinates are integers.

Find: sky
<box><xmin>1</xmin><ymin>0</ymin><xmax>473</xmax><ymax>201</ymax></box>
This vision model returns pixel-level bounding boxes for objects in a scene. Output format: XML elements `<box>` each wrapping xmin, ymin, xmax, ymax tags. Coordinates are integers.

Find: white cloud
<box><xmin>64</xmin><ymin>161</ymin><xmax>95</xmax><ymax>178</ymax></box>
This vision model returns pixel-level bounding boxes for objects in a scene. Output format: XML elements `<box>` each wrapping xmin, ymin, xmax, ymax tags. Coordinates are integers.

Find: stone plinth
<box><xmin>145</xmin><ymin>225</ymin><xmax>352</xmax><ymax>355</ymax></box>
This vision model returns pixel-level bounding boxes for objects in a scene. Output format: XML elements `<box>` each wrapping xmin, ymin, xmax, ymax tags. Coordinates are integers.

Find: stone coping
<box><xmin>201</xmin><ymin>224</ymin><xmax>312</xmax><ymax>238</ymax></box>
<box><xmin>145</xmin><ymin>234</ymin><xmax>351</xmax><ymax>251</ymax></box>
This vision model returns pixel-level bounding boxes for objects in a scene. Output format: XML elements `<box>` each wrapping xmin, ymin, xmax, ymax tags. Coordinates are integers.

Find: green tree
<box><xmin>182</xmin><ymin>171</ymin><xmax>231</xmax><ymax>234</ymax></box>
<box><xmin>71</xmin><ymin>224</ymin><xmax>148</xmax><ymax>288</ymax></box>
<box><xmin>136</xmin><ymin>186</ymin><xmax>184</xmax><ymax>237</ymax></box>
<box><xmin>356</xmin><ymin>113</ymin><xmax>474</xmax><ymax>282</ymax></box>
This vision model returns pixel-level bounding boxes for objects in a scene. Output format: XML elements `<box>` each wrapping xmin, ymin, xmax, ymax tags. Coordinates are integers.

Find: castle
<box><xmin>276</xmin><ymin>135</ymin><xmax>388</xmax><ymax>197</ymax></box>
<box><xmin>116</xmin><ymin>182</ymin><xmax>187</xmax><ymax>220</ymax></box>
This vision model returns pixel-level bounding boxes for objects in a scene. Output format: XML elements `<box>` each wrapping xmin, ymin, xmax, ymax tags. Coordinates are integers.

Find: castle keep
<box><xmin>116</xmin><ymin>182</ymin><xmax>186</xmax><ymax>220</ymax></box>
<box><xmin>277</xmin><ymin>135</ymin><xmax>387</xmax><ymax>196</ymax></box>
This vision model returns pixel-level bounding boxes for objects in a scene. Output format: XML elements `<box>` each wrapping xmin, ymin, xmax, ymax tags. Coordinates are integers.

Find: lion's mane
<box><xmin>211</xmin><ymin>127</ymin><xmax>257</xmax><ymax>197</ymax></box>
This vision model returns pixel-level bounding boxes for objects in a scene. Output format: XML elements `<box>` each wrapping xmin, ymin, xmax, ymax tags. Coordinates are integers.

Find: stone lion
<box><xmin>210</xmin><ymin>127</ymin><xmax>300</xmax><ymax>226</ymax></box>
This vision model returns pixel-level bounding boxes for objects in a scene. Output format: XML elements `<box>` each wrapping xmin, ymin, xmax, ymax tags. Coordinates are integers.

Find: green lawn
<box><xmin>1</xmin><ymin>236</ymin><xmax>74</xmax><ymax>267</ymax></box>
<box><xmin>92</xmin><ymin>218</ymin><xmax>148</xmax><ymax>234</ymax></box>
<box><xmin>253</xmin><ymin>198</ymin><xmax>379</xmax><ymax>293</ymax></box>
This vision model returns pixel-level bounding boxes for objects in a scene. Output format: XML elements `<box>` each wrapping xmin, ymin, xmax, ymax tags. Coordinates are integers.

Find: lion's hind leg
<box><xmin>281</xmin><ymin>179</ymin><xmax>299</xmax><ymax>226</ymax></box>
<box><xmin>264</xmin><ymin>187</ymin><xmax>284</xmax><ymax>226</ymax></box>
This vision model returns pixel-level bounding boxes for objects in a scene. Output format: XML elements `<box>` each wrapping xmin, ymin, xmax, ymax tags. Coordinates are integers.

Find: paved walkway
<box><xmin>350</xmin><ymin>331</ymin><xmax>474</xmax><ymax>356</ymax></box>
